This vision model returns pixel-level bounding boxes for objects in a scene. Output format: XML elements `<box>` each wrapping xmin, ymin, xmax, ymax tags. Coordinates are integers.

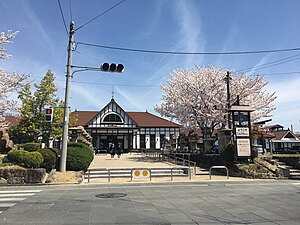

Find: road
<box><xmin>0</xmin><ymin>180</ymin><xmax>299</xmax><ymax>224</ymax></box>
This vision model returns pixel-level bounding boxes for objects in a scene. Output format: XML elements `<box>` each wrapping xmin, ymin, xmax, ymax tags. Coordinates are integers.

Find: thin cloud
<box><xmin>71</xmin><ymin>84</ymin><xmax>105</xmax><ymax>110</ymax></box>
<box><xmin>114</xmin><ymin>86</ymin><xmax>145</xmax><ymax>111</ymax></box>
<box><xmin>20</xmin><ymin>1</ymin><xmax>55</xmax><ymax>54</ymax></box>
<box><xmin>173</xmin><ymin>0</ymin><xmax>206</xmax><ymax>67</ymax></box>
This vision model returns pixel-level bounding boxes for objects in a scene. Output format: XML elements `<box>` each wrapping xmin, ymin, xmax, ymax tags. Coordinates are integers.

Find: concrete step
<box><xmin>195</xmin><ymin>168</ymin><xmax>210</xmax><ymax>175</ymax></box>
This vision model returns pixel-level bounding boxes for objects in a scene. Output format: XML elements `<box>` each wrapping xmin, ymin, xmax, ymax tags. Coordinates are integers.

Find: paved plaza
<box><xmin>0</xmin><ymin>180</ymin><xmax>300</xmax><ymax>224</ymax></box>
<box><xmin>86</xmin><ymin>152</ymin><xmax>246</xmax><ymax>184</ymax></box>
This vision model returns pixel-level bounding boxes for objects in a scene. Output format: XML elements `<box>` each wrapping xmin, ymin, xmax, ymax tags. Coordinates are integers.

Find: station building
<box><xmin>71</xmin><ymin>99</ymin><xmax>180</xmax><ymax>151</ymax></box>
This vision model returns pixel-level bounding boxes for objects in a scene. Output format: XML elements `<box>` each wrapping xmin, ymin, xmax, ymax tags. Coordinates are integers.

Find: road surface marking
<box><xmin>0</xmin><ymin>190</ymin><xmax>41</xmax><ymax>194</ymax></box>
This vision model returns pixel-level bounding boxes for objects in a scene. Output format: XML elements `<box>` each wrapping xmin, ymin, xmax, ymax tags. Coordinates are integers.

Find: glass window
<box><xmin>103</xmin><ymin>114</ymin><xmax>122</xmax><ymax>123</ymax></box>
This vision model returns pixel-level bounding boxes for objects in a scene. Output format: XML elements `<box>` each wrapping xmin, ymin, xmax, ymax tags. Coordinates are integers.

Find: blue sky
<box><xmin>1</xmin><ymin>0</ymin><xmax>300</xmax><ymax>131</ymax></box>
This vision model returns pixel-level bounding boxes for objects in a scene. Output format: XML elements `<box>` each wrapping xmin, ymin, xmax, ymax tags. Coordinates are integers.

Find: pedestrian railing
<box><xmin>84</xmin><ymin>167</ymin><xmax>191</xmax><ymax>183</ymax></box>
<box><xmin>164</xmin><ymin>153</ymin><xmax>197</xmax><ymax>176</ymax></box>
<box><xmin>209</xmin><ymin>166</ymin><xmax>229</xmax><ymax>180</ymax></box>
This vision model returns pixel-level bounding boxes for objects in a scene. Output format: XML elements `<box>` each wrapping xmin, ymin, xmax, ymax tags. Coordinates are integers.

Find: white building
<box><xmin>71</xmin><ymin>99</ymin><xmax>180</xmax><ymax>151</ymax></box>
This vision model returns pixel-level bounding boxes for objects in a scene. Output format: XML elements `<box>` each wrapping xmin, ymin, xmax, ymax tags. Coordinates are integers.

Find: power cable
<box><xmin>236</xmin><ymin>53</ymin><xmax>300</xmax><ymax>73</ymax></box>
<box><xmin>75</xmin><ymin>41</ymin><xmax>300</xmax><ymax>55</ymax></box>
<box><xmin>72</xmin><ymin>80</ymin><xmax>160</xmax><ymax>87</ymax></box>
<box><xmin>75</xmin><ymin>0</ymin><xmax>126</xmax><ymax>32</ymax></box>
<box><xmin>74</xmin><ymin>50</ymin><xmax>99</xmax><ymax>62</ymax></box>
<box><xmin>57</xmin><ymin>0</ymin><xmax>69</xmax><ymax>36</ymax></box>
<box><xmin>256</xmin><ymin>71</ymin><xmax>300</xmax><ymax>77</ymax></box>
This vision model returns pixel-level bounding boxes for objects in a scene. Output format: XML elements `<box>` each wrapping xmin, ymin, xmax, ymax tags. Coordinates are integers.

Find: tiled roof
<box><xmin>127</xmin><ymin>112</ymin><xmax>180</xmax><ymax>128</ymax></box>
<box><xmin>271</xmin><ymin>130</ymin><xmax>297</xmax><ymax>140</ymax></box>
<box><xmin>71</xmin><ymin>111</ymin><xmax>180</xmax><ymax>128</ymax></box>
<box><xmin>264</xmin><ymin>124</ymin><xmax>284</xmax><ymax>131</ymax></box>
<box><xmin>71</xmin><ymin>111</ymin><xmax>97</xmax><ymax>126</ymax></box>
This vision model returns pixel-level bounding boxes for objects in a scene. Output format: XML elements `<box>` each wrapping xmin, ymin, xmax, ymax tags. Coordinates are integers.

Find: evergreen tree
<box><xmin>9</xmin><ymin>70</ymin><xmax>77</xmax><ymax>145</ymax></box>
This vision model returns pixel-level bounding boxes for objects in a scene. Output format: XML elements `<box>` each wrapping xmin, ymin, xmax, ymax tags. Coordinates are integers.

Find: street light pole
<box><xmin>60</xmin><ymin>21</ymin><xmax>74</xmax><ymax>172</ymax></box>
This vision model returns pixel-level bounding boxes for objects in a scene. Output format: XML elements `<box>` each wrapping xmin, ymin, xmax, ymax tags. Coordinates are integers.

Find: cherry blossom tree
<box><xmin>0</xmin><ymin>31</ymin><xmax>28</xmax><ymax>127</ymax></box>
<box><xmin>155</xmin><ymin>66</ymin><xmax>276</xmax><ymax>150</ymax></box>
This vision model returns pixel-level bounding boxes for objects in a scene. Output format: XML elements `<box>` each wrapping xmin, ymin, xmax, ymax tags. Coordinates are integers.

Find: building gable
<box><xmin>282</xmin><ymin>131</ymin><xmax>299</xmax><ymax>140</ymax></box>
<box><xmin>87</xmin><ymin>99</ymin><xmax>137</xmax><ymax>128</ymax></box>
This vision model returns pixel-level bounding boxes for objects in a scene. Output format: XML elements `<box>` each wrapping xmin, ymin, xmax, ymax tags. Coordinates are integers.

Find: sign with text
<box><xmin>237</xmin><ymin>138</ymin><xmax>251</xmax><ymax>157</ymax></box>
<box><xmin>236</xmin><ymin>127</ymin><xmax>249</xmax><ymax>137</ymax></box>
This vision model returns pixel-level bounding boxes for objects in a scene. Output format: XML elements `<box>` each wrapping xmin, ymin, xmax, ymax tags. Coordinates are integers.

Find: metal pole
<box><xmin>60</xmin><ymin>21</ymin><xmax>74</xmax><ymax>172</ymax></box>
<box><xmin>226</xmin><ymin>71</ymin><xmax>231</xmax><ymax>129</ymax></box>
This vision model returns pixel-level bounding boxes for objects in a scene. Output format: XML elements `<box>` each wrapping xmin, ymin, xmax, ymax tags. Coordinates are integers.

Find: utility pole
<box><xmin>60</xmin><ymin>21</ymin><xmax>74</xmax><ymax>172</ymax></box>
<box><xmin>225</xmin><ymin>71</ymin><xmax>231</xmax><ymax>129</ymax></box>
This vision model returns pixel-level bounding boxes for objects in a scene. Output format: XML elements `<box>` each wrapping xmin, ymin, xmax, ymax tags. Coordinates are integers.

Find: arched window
<box><xmin>102</xmin><ymin>113</ymin><xmax>123</xmax><ymax>123</ymax></box>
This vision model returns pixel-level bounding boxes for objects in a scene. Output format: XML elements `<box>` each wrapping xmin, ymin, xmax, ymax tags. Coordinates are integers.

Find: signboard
<box><xmin>132</xmin><ymin>169</ymin><xmax>150</xmax><ymax>178</ymax></box>
<box><xmin>236</xmin><ymin>127</ymin><xmax>249</xmax><ymax>137</ymax></box>
<box><xmin>237</xmin><ymin>138</ymin><xmax>251</xmax><ymax>157</ymax></box>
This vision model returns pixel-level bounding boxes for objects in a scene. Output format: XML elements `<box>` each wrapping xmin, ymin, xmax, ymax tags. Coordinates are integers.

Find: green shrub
<box><xmin>7</xmin><ymin>149</ymin><xmax>27</xmax><ymax>164</ymax></box>
<box><xmin>22</xmin><ymin>142</ymin><xmax>40</xmax><ymax>152</ymax></box>
<box><xmin>22</xmin><ymin>151</ymin><xmax>44</xmax><ymax>168</ymax></box>
<box><xmin>66</xmin><ymin>145</ymin><xmax>94</xmax><ymax>171</ymax></box>
<box><xmin>38</xmin><ymin>148</ymin><xmax>57</xmax><ymax>171</ymax></box>
<box><xmin>220</xmin><ymin>143</ymin><xmax>235</xmax><ymax>166</ymax></box>
<box><xmin>68</xmin><ymin>142</ymin><xmax>88</xmax><ymax>148</ymax></box>
<box><xmin>7</xmin><ymin>149</ymin><xmax>43</xmax><ymax>168</ymax></box>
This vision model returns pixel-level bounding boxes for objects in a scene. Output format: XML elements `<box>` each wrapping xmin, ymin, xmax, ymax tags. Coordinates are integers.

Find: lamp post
<box><xmin>60</xmin><ymin>21</ymin><xmax>74</xmax><ymax>172</ymax></box>
<box><xmin>225</xmin><ymin>71</ymin><xmax>232</xmax><ymax>129</ymax></box>
<box><xmin>59</xmin><ymin>36</ymin><xmax>124</xmax><ymax>172</ymax></box>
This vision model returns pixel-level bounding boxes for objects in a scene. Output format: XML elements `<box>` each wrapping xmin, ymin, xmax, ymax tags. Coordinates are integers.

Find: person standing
<box><xmin>110</xmin><ymin>144</ymin><xmax>115</xmax><ymax>159</ymax></box>
<box><xmin>117</xmin><ymin>144</ymin><xmax>122</xmax><ymax>158</ymax></box>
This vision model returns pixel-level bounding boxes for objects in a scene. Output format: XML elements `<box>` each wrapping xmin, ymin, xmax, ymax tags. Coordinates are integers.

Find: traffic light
<box><xmin>101</xmin><ymin>63</ymin><xmax>124</xmax><ymax>73</ymax></box>
<box><xmin>45</xmin><ymin>108</ymin><xmax>53</xmax><ymax>122</ymax></box>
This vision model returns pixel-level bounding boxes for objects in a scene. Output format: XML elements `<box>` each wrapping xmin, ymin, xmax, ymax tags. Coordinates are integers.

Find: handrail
<box><xmin>209</xmin><ymin>166</ymin><xmax>229</xmax><ymax>180</ymax></box>
<box><xmin>165</xmin><ymin>154</ymin><xmax>197</xmax><ymax>175</ymax></box>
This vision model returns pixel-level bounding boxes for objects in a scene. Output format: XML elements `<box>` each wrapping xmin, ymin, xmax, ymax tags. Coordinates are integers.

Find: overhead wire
<box><xmin>236</xmin><ymin>53</ymin><xmax>300</xmax><ymax>73</ymax></box>
<box><xmin>57</xmin><ymin>0</ymin><xmax>69</xmax><ymax>36</ymax></box>
<box><xmin>261</xmin><ymin>71</ymin><xmax>300</xmax><ymax>76</ymax></box>
<box><xmin>74</xmin><ymin>50</ymin><xmax>99</xmax><ymax>62</ymax></box>
<box><xmin>74</xmin><ymin>0</ymin><xmax>127</xmax><ymax>32</ymax></box>
<box><xmin>75</xmin><ymin>41</ymin><xmax>300</xmax><ymax>55</ymax></box>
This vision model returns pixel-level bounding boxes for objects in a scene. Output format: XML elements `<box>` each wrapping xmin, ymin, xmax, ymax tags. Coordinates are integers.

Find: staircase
<box><xmin>289</xmin><ymin>168</ymin><xmax>300</xmax><ymax>179</ymax></box>
<box><xmin>268</xmin><ymin>158</ymin><xmax>300</xmax><ymax>180</ymax></box>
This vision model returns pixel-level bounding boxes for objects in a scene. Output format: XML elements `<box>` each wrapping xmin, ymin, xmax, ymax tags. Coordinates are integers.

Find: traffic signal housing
<box><xmin>45</xmin><ymin>108</ymin><xmax>53</xmax><ymax>122</ymax></box>
<box><xmin>101</xmin><ymin>63</ymin><xmax>124</xmax><ymax>73</ymax></box>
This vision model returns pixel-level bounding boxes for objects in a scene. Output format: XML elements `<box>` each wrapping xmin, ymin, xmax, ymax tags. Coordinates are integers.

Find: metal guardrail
<box><xmin>164</xmin><ymin>154</ymin><xmax>197</xmax><ymax>175</ymax></box>
<box><xmin>209</xmin><ymin>166</ymin><xmax>229</xmax><ymax>180</ymax></box>
<box><xmin>85</xmin><ymin>167</ymin><xmax>191</xmax><ymax>183</ymax></box>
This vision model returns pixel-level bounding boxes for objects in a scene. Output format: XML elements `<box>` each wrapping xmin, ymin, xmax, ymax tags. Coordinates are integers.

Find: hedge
<box><xmin>7</xmin><ymin>150</ymin><xmax>44</xmax><ymax>168</ymax></box>
<box><xmin>38</xmin><ymin>148</ymin><xmax>57</xmax><ymax>172</ymax></box>
<box><xmin>66</xmin><ymin>143</ymin><xmax>93</xmax><ymax>171</ymax></box>
<box><xmin>21</xmin><ymin>142</ymin><xmax>40</xmax><ymax>152</ymax></box>
<box><xmin>68</xmin><ymin>142</ymin><xmax>88</xmax><ymax>148</ymax></box>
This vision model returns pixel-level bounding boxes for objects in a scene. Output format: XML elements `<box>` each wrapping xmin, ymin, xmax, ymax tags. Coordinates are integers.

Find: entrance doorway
<box><xmin>100</xmin><ymin>135</ymin><xmax>124</xmax><ymax>151</ymax></box>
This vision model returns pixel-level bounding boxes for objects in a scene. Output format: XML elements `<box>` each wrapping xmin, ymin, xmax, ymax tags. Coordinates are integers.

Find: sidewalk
<box><xmin>89</xmin><ymin>152</ymin><xmax>175</xmax><ymax>169</ymax></box>
<box><xmin>85</xmin><ymin>153</ymin><xmax>247</xmax><ymax>183</ymax></box>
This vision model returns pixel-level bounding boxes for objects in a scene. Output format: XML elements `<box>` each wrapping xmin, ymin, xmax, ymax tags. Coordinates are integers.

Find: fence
<box><xmin>164</xmin><ymin>153</ymin><xmax>197</xmax><ymax>175</ymax></box>
<box><xmin>84</xmin><ymin>167</ymin><xmax>191</xmax><ymax>183</ymax></box>
<box><xmin>141</xmin><ymin>150</ymin><xmax>197</xmax><ymax>176</ymax></box>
